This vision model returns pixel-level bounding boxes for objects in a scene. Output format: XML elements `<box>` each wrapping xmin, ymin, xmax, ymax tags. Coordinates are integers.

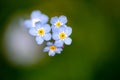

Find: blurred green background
<box><xmin>0</xmin><ymin>0</ymin><xmax>120</xmax><ymax>80</ymax></box>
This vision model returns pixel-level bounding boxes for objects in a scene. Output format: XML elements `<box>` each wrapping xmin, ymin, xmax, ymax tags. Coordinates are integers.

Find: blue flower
<box><xmin>29</xmin><ymin>23</ymin><xmax>51</xmax><ymax>45</ymax></box>
<box><xmin>50</xmin><ymin>15</ymin><xmax>67</xmax><ymax>31</ymax></box>
<box><xmin>24</xmin><ymin>10</ymin><xmax>48</xmax><ymax>28</ymax></box>
<box><xmin>52</xmin><ymin>26</ymin><xmax>72</xmax><ymax>47</ymax></box>
<box><xmin>43</xmin><ymin>42</ymin><xmax>63</xmax><ymax>56</ymax></box>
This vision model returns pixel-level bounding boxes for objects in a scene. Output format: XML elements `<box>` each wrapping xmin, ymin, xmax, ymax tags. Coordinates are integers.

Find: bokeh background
<box><xmin>0</xmin><ymin>0</ymin><xmax>120</xmax><ymax>80</ymax></box>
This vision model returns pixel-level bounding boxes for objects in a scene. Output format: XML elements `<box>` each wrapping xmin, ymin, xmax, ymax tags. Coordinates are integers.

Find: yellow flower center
<box><xmin>59</xmin><ymin>32</ymin><xmax>66</xmax><ymax>40</ymax></box>
<box><xmin>55</xmin><ymin>21</ymin><xmax>62</xmax><ymax>27</ymax></box>
<box><xmin>37</xmin><ymin>28</ymin><xmax>45</xmax><ymax>36</ymax></box>
<box><xmin>49</xmin><ymin>46</ymin><xmax>57</xmax><ymax>51</ymax></box>
<box><xmin>32</xmin><ymin>18</ymin><xmax>40</xmax><ymax>27</ymax></box>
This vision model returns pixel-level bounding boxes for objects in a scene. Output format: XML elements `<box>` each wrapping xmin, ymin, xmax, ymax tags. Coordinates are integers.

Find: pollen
<box><xmin>50</xmin><ymin>46</ymin><xmax>57</xmax><ymax>51</ymax></box>
<box><xmin>37</xmin><ymin>28</ymin><xmax>45</xmax><ymax>36</ymax></box>
<box><xmin>55</xmin><ymin>21</ymin><xmax>61</xmax><ymax>27</ymax></box>
<box><xmin>59</xmin><ymin>32</ymin><xmax>66</xmax><ymax>40</ymax></box>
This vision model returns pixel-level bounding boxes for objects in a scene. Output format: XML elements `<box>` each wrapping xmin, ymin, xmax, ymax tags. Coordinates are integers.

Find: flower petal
<box><xmin>50</xmin><ymin>16</ymin><xmax>58</xmax><ymax>24</ymax></box>
<box><xmin>64</xmin><ymin>37</ymin><xmax>72</xmax><ymax>45</ymax></box>
<box><xmin>43</xmin><ymin>33</ymin><xmax>51</xmax><ymax>41</ymax></box>
<box><xmin>44</xmin><ymin>24</ymin><xmax>51</xmax><ymax>33</ymax></box>
<box><xmin>65</xmin><ymin>26</ymin><xmax>72</xmax><ymax>36</ymax></box>
<box><xmin>54</xmin><ymin>40</ymin><xmax>64</xmax><ymax>47</ymax></box>
<box><xmin>43</xmin><ymin>47</ymin><xmax>49</xmax><ymax>52</ymax></box>
<box><xmin>24</xmin><ymin>20</ymin><xmax>32</xmax><ymax>28</ymax></box>
<box><xmin>51</xmin><ymin>25</ymin><xmax>59</xmax><ymax>32</ymax></box>
<box><xmin>55</xmin><ymin>48</ymin><xmax>63</xmax><ymax>54</ymax></box>
<box><xmin>39</xmin><ymin>14</ymin><xmax>49</xmax><ymax>24</ymax></box>
<box><xmin>47</xmin><ymin>42</ymin><xmax>53</xmax><ymax>46</ymax></box>
<box><xmin>31</xmin><ymin>10</ymin><xmax>41</xmax><ymax>19</ymax></box>
<box><xmin>58</xmin><ymin>26</ymin><xmax>66</xmax><ymax>33</ymax></box>
<box><xmin>52</xmin><ymin>32</ymin><xmax>59</xmax><ymax>40</ymax></box>
<box><xmin>36</xmin><ymin>36</ymin><xmax>44</xmax><ymax>45</ymax></box>
<box><xmin>49</xmin><ymin>50</ymin><xmax>55</xmax><ymax>56</ymax></box>
<box><xmin>35</xmin><ymin>22</ymin><xmax>42</xmax><ymax>29</ymax></box>
<box><xmin>59</xmin><ymin>16</ymin><xmax>67</xmax><ymax>24</ymax></box>
<box><xmin>29</xmin><ymin>28</ymin><xmax>37</xmax><ymax>36</ymax></box>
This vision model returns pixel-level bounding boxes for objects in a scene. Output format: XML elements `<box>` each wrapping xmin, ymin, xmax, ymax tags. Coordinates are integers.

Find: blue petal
<box><xmin>46</xmin><ymin>42</ymin><xmax>53</xmax><ymax>46</ymax></box>
<box><xmin>24</xmin><ymin>20</ymin><xmax>32</xmax><ymax>28</ymax></box>
<box><xmin>35</xmin><ymin>23</ymin><xmax>42</xmax><ymax>29</ymax></box>
<box><xmin>52</xmin><ymin>33</ymin><xmax>59</xmax><ymax>40</ymax></box>
<box><xmin>44</xmin><ymin>24</ymin><xmax>51</xmax><ymax>33</ymax></box>
<box><xmin>50</xmin><ymin>16</ymin><xmax>58</xmax><ymax>24</ymax></box>
<box><xmin>55</xmin><ymin>48</ymin><xmax>63</xmax><ymax>54</ymax></box>
<box><xmin>52</xmin><ymin>25</ymin><xmax>66</xmax><ymax>33</ymax></box>
<box><xmin>64</xmin><ymin>26</ymin><xmax>72</xmax><ymax>36</ymax></box>
<box><xmin>43</xmin><ymin>47</ymin><xmax>49</xmax><ymax>52</ymax></box>
<box><xmin>29</xmin><ymin>28</ymin><xmax>37</xmax><ymax>36</ymax></box>
<box><xmin>36</xmin><ymin>36</ymin><xmax>44</xmax><ymax>45</ymax></box>
<box><xmin>31</xmin><ymin>10</ymin><xmax>41</xmax><ymax>19</ymax></box>
<box><xmin>58</xmin><ymin>48</ymin><xmax>63</xmax><ymax>52</ymax></box>
<box><xmin>54</xmin><ymin>40</ymin><xmax>64</xmax><ymax>47</ymax></box>
<box><xmin>58</xmin><ymin>26</ymin><xmax>66</xmax><ymax>33</ymax></box>
<box><xmin>64</xmin><ymin>37</ymin><xmax>72</xmax><ymax>45</ymax></box>
<box><xmin>39</xmin><ymin>14</ymin><xmax>49</xmax><ymax>24</ymax></box>
<box><xmin>59</xmin><ymin>15</ymin><xmax>67</xmax><ymax>24</ymax></box>
<box><xmin>49</xmin><ymin>50</ymin><xmax>55</xmax><ymax>56</ymax></box>
<box><xmin>52</xmin><ymin>25</ymin><xmax>59</xmax><ymax>32</ymax></box>
<box><xmin>35</xmin><ymin>22</ymin><xmax>42</xmax><ymax>27</ymax></box>
<box><xmin>43</xmin><ymin>33</ymin><xmax>51</xmax><ymax>41</ymax></box>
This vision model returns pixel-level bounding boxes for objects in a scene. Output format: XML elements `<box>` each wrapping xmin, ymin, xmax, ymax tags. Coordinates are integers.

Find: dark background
<box><xmin>0</xmin><ymin>0</ymin><xmax>120</xmax><ymax>80</ymax></box>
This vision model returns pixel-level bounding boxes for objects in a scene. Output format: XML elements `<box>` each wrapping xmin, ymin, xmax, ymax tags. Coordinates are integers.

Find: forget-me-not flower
<box><xmin>24</xmin><ymin>10</ymin><xmax>72</xmax><ymax>56</ymax></box>
<box><xmin>43</xmin><ymin>42</ymin><xmax>63</xmax><ymax>56</ymax></box>
<box><xmin>50</xmin><ymin>15</ymin><xmax>67</xmax><ymax>31</ymax></box>
<box><xmin>52</xmin><ymin>26</ymin><xmax>72</xmax><ymax>47</ymax></box>
<box><xmin>29</xmin><ymin>23</ymin><xmax>51</xmax><ymax>45</ymax></box>
<box><xmin>24</xmin><ymin>10</ymin><xmax>48</xmax><ymax>28</ymax></box>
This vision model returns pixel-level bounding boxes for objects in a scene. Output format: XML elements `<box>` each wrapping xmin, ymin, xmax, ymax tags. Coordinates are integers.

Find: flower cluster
<box><xmin>24</xmin><ymin>10</ymin><xmax>72</xmax><ymax>56</ymax></box>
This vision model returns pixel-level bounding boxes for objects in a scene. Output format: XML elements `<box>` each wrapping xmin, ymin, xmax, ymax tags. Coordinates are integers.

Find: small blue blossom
<box><xmin>24</xmin><ymin>10</ymin><xmax>72</xmax><ymax>56</ymax></box>
<box><xmin>29</xmin><ymin>23</ymin><xmax>51</xmax><ymax>45</ymax></box>
<box><xmin>24</xmin><ymin>10</ymin><xmax>48</xmax><ymax>28</ymax></box>
<box><xmin>52</xmin><ymin>26</ymin><xmax>72</xmax><ymax>47</ymax></box>
<box><xmin>43</xmin><ymin>42</ymin><xmax>63</xmax><ymax>56</ymax></box>
<box><xmin>50</xmin><ymin>15</ymin><xmax>67</xmax><ymax>31</ymax></box>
